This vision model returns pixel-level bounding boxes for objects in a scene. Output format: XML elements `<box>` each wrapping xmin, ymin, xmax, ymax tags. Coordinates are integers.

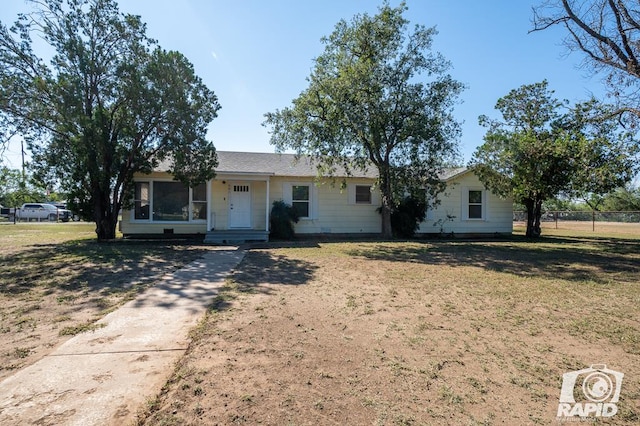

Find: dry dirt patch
<box><xmin>0</xmin><ymin>223</ymin><xmax>219</xmax><ymax>382</ymax></box>
<box><xmin>140</xmin><ymin>237</ymin><xmax>640</xmax><ymax>425</ymax></box>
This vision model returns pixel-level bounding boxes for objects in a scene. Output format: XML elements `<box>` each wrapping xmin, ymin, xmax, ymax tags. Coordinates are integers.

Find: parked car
<box><xmin>15</xmin><ymin>203</ymin><xmax>72</xmax><ymax>222</ymax></box>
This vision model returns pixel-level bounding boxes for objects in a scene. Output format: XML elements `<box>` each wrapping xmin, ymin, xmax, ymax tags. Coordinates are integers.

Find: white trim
<box><xmin>462</xmin><ymin>187</ymin><xmax>487</xmax><ymax>221</ymax></box>
<box><xmin>347</xmin><ymin>183</ymin><xmax>380</xmax><ymax>206</ymax></box>
<box><xmin>283</xmin><ymin>181</ymin><xmax>317</xmax><ymax>220</ymax></box>
<box><xmin>265</xmin><ymin>178</ymin><xmax>270</xmax><ymax>233</ymax></box>
<box><xmin>206</xmin><ymin>179</ymin><xmax>212</xmax><ymax>230</ymax></box>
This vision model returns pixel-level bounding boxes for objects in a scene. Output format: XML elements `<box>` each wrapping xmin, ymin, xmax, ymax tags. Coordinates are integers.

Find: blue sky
<box><xmin>1</xmin><ymin>0</ymin><xmax>607</xmax><ymax>168</ymax></box>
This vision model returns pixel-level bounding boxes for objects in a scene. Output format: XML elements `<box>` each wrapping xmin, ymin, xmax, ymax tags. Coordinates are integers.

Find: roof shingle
<box><xmin>155</xmin><ymin>151</ymin><xmax>466</xmax><ymax>181</ymax></box>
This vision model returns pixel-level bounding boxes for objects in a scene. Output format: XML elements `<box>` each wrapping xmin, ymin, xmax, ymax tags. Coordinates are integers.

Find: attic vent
<box><xmin>233</xmin><ymin>185</ymin><xmax>249</xmax><ymax>192</ymax></box>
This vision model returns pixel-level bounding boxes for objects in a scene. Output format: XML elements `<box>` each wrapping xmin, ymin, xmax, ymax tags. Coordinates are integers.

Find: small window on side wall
<box><xmin>292</xmin><ymin>185</ymin><xmax>310</xmax><ymax>218</ymax></box>
<box><xmin>468</xmin><ymin>190</ymin><xmax>483</xmax><ymax>219</ymax></box>
<box><xmin>355</xmin><ymin>185</ymin><xmax>372</xmax><ymax>204</ymax></box>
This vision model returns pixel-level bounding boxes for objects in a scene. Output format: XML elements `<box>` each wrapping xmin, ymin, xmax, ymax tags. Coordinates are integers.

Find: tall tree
<box><xmin>567</xmin><ymin>99</ymin><xmax>638</xmax><ymax>209</ymax></box>
<box><xmin>263</xmin><ymin>2</ymin><xmax>463</xmax><ymax>238</ymax></box>
<box><xmin>0</xmin><ymin>0</ymin><xmax>220</xmax><ymax>240</ymax></box>
<box><xmin>602</xmin><ymin>185</ymin><xmax>640</xmax><ymax>211</ymax></box>
<box><xmin>532</xmin><ymin>0</ymin><xmax>640</xmax><ymax>120</ymax></box>
<box><xmin>470</xmin><ymin>81</ymin><xmax>637</xmax><ymax>237</ymax></box>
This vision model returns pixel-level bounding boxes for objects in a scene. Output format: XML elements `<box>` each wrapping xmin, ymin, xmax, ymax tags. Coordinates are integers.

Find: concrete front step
<box><xmin>204</xmin><ymin>230</ymin><xmax>269</xmax><ymax>244</ymax></box>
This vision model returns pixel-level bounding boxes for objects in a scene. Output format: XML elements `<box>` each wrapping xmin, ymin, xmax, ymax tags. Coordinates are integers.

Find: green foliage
<box><xmin>470</xmin><ymin>80</ymin><xmax>638</xmax><ymax>238</ymax></box>
<box><xmin>389</xmin><ymin>196</ymin><xmax>427</xmax><ymax>238</ymax></box>
<box><xmin>269</xmin><ymin>200</ymin><xmax>300</xmax><ymax>240</ymax></box>
<box><xmin>263</xmin><ymin>2</ymin><xmax>463</xmax><ymax>237</ymax></box>
<box><xmin>0</xmin><ymin>167</ymin><xmax>49</xmax><ymax>206</ymax></box>
<box><xmin>0</xmin><ymin>0</ymin><xmax>220</xmax><ymax>240</ymax></box>
<box><xmin>602</xmin><ymin>186</ymin><xmax>640</xmax><ymax>211</ymax></box>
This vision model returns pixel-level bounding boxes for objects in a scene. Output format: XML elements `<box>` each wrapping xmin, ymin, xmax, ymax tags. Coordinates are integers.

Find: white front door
<box><xmin>229</xmin><ymin>183</ymin><xmax>252</xmax><ymax>228</ymax></box>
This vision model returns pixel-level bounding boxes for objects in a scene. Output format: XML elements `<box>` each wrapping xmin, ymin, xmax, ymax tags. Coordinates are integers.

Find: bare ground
<box><xmin>0</xmin><ymin>224</ymin><xmax>220</xmax><ymax>383</ymax></box>
<box><xmin>139</xmin><ymin>235</ymin><xmax>640</xmax><ymax>425</ymax></box>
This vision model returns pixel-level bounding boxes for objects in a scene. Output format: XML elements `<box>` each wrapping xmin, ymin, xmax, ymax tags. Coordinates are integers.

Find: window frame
<box><xmin>464</xmin><ymin>188</ymin><xmax>486</xmax><ymax>221</ymax></box>
<box><xmin>354</xmin><ymin>185</ymin><xmax>372</xmax><ymax>205</ymax></box>
<box><xmin>134</xmin><ymin>182</ymin><xmax>150</xmax><ymax>220</ymax></box>
<box><xmin>291</xmin><ymin>184</ymin><xmax>311</xmax><ymax>219</ymax></box>
<box><xmin>131</xmin><ymin>179</ymin><xmax>208</xmax><ymax>223</ymax></box>
<box><xmin>283</xmin><ymin>182</ymin><xmax>317</xmax><ymax>220</ymax></box>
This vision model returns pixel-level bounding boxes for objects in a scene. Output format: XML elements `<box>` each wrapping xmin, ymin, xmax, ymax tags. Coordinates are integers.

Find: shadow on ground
<box><xmin>232</xmin><ymin>250</ymin><xmax>318</xmax><ymax>292</ymax></box>
<box><xmin>0</xmin><ymin>239</ymin><xmax>209</xmax><ymax>296</ymax></box>
<box><xmin>344</xmin><ymin>235</ymin><xmax>640</xmax><ymax>284</ymax></box>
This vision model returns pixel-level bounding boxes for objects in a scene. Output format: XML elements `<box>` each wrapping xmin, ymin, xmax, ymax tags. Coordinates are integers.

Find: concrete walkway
<box><xmin>0</xmin><ymin>247</ymin><xmax>245</xmax><ymax>426</ymax></box>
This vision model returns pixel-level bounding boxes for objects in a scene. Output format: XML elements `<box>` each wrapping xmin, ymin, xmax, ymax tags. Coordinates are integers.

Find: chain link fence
<box><xmin>513</xmin><ymin>211</ymin><xmax>640</xmax><ymax>234</ymax></box>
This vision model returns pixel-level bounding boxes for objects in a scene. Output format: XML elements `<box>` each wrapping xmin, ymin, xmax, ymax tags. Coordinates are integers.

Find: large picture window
<box><xmin>153</xmin><ymin>182</ymin><xmax>189</xmax><ymax>221</ymax></box>
<box><xmin>292</xmin><ymin>185</ymin><xmax>310</xmax><ymax>218</ymax></box>
<box><xmin>132</xmin><ymin>180</ymin><xmax>207</xmax><ymax>222</ymax></box>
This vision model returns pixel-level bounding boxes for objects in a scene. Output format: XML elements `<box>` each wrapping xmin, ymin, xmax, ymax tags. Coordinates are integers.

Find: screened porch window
<box><xmin>153</xmin><ymin>182</ymin><xmax>189</xmax><ymax>221</ymax></box>
<box><xmin>133</xmin><ymin>181</ymin><xmax>208</xmax><ymax>222</ymax></box>
<box><xmin>191</xmin><ymin>183</ymin><xmax>207</xmax><ymax>221</ymax></box>
<box><xmin>134</xmin><ymin>182</ymin><xmax>150</xmax><ymax>220</ymax></box>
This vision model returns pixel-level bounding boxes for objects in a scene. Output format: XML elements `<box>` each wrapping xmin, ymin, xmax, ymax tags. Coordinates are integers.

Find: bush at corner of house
<box><xmin>390</xmin><ymin>196</ymin><xmax>427</xmax><ymax>238</ymax></box>
<box><xmin>270</xmin><ymin>200</ymin><xmax>300</xmax><ymax>240</ymax></box>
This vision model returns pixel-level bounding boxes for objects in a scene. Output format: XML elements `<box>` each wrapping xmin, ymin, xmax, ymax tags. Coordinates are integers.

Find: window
<box><xmin>355</xmin><ymin>185</ymin><xmax>372</xmax><ymax>204</ymax></box>
<box><xmin>191</xmin><ymin>183</ymin><xmax>207</xmax><ymax>221</ymax></box>
<box><xmin>153</xmin><ymin>182</ymin><xmax>189</xmax><ymax>221</ymax></box>
<box><xmin>292</xmin><ymin>185</ymin><xmax>310</xmax><ymax>218</ymax></box>
<box><xmin>132</xmin><ymin>180</ymin><xmax>208</xmax><ymax>222</ymax></box>
<box><xmin>134</xmin><ymin>182</ymin><xmax>150</xmax><ymax>219</ymax></box>
<box><xmin>468</xmin><ymin>190</ymin><xmax>483</xmax><ymax>219</ymax></box>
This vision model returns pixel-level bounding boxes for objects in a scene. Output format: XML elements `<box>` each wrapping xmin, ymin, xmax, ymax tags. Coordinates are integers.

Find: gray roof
<box><xmin>439</xmin><ymin>167</ymin><xmax>469</xmax><ymax>181</ymax></box>
<box><xmin>156</xmin><ymin>150</ymin><xmax>467</xmax><ymax>180</ymax></box>
<box><xmin>157</xmin><ymin>151</ymin><xmax>378</xmax><ymax>178</ymax></box>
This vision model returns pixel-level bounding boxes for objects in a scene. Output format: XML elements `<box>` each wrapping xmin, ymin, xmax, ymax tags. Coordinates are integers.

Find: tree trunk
<box><xmin>524</xmin><ymin>198</ymin><xmax>542</xmax><ymax>238</ymax></box>
<box><xmin>378</xmin><ymin>165</ymin><xmax>394</xmax><ymax>238</ymax></box>
<box><xmin>96</xmin><ymin>214</ymin><xmax>118</xmax><ymax>241</ymax></box>
<box><xmin>380</xmin><ymin>195</ymin><xmax>393</xmax><ymax>238</ymax></box>
<box><xmin>93</xmin><ymin>189</ymin><xmax>118</xmax><ymax>241</ymax></box>
<box><xmin>532</xmin><ymin>199</ymin><xmax>543</xmax><ymax>237</ymax></box>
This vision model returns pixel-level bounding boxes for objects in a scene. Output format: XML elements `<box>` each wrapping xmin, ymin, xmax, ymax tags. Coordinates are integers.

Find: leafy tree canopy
<box><xmin>0</xmin><ymin>167</ymin><xmax>49</xmax><ymax>206</ymax></box>
<box><xmin>263</xmin><ymin>2</ymin><xmax>463</xmax><ymax>237</ymax></box>
<box><xmin>470</xmin><ymin>80</ymin><xmax>638</xmax><ymax>237</ymax></box>
<box><xmin>0</xmin><ymin>0</ymin><xmax>220</xmax><ymax>240</ymax></box>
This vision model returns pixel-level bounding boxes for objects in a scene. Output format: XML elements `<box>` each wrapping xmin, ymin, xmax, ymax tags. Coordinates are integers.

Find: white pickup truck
<box><xmin>9</xmin><ymin>203</ymin><xmax>73</xmax><ymax>222</ymax></box>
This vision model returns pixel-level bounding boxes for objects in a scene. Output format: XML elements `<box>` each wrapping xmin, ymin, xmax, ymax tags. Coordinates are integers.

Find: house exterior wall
<box><xmin>269</xmin><ymin>176</ymin><xmax>382</xmax><ymax>234</ymax></box>
<box><xmin>417</xmin><ymin>171</ymin><xmax>513</xmax><ymax>235</ymax></box>
<box><xmin>120</xmin><ymin>169</ymin><xmax>511</xmax><ymax>237</ymax></box>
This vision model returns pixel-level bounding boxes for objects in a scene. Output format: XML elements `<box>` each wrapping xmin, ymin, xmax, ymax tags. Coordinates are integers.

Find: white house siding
<box><xmin>269</xmin><ymin>176</ymin><xmax>382</xmax><ymax>234</ymax></box>
<box><xmin>121</xmin><ymin>168</ymin><xmax>511</xmax><ymax>237</ymax></box>
<box><xmin>418</xmin><ymin>171</ymin><xmax>513</xmax><ymax>235</ymax></box>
